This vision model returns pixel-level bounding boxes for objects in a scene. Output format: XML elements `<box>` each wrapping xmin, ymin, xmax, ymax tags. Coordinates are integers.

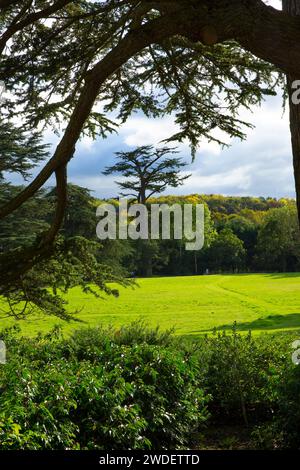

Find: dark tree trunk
<box><xmin>194</xmin><ymin>253</ymin><xmax>198</xmax><ymax>275</ymax></box>
<box><xmin>282</xmin><ymin>0</ymin><xmax>300</xmax><ymax>224</ymax></box>
<box><xmin>145</xmin><ymin>257</ymin><xmax>153</xmax><ymax>277</ymax></box>
<box><xmin>140</xmin><ymin>183</ymin><xmax>146</xmax><ymax>205</ymax></box>
<box><xmin>138</xmin><ymin>186</ymin><xmax>152</xmax><ymax>276</ymax></box>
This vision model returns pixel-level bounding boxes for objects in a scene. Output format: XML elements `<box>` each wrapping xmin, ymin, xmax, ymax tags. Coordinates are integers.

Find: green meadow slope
<box><xmin>1</xmin><ymin>274</ymin><xmax>300</xmax><ymax>337</ymax></box>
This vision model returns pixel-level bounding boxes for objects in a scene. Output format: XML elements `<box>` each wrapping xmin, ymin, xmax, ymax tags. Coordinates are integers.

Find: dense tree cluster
<box><xmin>2</xmin><ymin>183</ymin><xmax>297</xmax><ymax>283</ymax></box>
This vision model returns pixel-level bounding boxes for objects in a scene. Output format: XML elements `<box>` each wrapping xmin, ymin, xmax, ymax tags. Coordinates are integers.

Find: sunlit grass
<box><xmin>1</xmin><ymin>273</ymin><xmax>300</xmax><ymax>337</ymax></box>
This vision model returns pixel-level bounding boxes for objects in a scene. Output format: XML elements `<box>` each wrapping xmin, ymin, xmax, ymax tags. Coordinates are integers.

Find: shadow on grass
<box><xmin>261</xmin><ymin>272</ymin><xmax>300</xmax><ymax>280</ymax></box>
<box><xmin>195</xmin><ymin>313</ymin><xmax>300</xmax><ymax>334</ymax></box>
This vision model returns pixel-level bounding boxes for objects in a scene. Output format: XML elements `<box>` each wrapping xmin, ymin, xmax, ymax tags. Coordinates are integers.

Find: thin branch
<box><xmin>0</xmin><ymin>0</ymin><xmax>73</xmax><ymax>53</ymax></box>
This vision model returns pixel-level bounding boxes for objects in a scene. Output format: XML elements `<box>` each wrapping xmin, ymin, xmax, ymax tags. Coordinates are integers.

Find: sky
<box><xmin>11</xmin><ymin>0</ymin><xmax>294</xmax><ymax>200</ymax></box>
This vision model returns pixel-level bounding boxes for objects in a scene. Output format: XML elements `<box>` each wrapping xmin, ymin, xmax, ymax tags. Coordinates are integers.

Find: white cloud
<box><xmin>120</xmin><ymin>116</ymin><xmax>224</xmax><ymax>156</ymax></box>
<box><xmin>78</xmin><ymin>136</ymin><xmax>95</xmax><ymax>151</ymax></box>
<box><xmin>182</xmin><ymin>166</ymin><xmax>253</xmax><ymax>194</ymax></box>
<box><xmin>264</xmin><ymin>0</ymin><xmax>282</xmax><ymax>9</ymax></box>
<box><xmin>121</xmin><ymin>116</ymin><xmax>178</xmax><ymax>147</ymax></box>
<box><xmin>69</xmin><ymin>175</ymin><xmax>120</xmax><ymax>197</ymax></box>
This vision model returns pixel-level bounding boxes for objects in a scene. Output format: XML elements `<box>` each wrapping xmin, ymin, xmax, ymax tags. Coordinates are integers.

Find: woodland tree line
<box><xmin>1</xmin><ymin>182</ymin><xmax>297</xmax><ymax>279</ymax></box>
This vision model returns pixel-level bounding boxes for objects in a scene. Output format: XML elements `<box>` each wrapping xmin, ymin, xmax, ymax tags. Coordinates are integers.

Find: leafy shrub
<box><xmin>252</xmin><ymin>359</ymin><xmax>300</xmax><ymax>449</ymax></box>
<box><xmin>277</xmin><ymin>363</ymin><xmax>300</xmax><ymax>448</ymax></box>
<box><xmin>1</xmin><ymin>322</ymin><xmax>299</xmax><ymax>450</ymax></box>
<box><xmin>0</xmin><ymin>323</ymin><xmax>209</xmax><ymax>450</ymax></box>
<box><xmin>200</xmin><ymin>327</ymin><xmax>290</xmax><ymax>425</ymax></box>
<box><xmin>199</xmin><ymin>327</ymin><xmax>300</xmax><ymax>449</ymax></box>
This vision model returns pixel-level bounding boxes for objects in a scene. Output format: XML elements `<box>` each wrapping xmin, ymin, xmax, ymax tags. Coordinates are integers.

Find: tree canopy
<box><xmin>1</xmin><ymin>0</ymin><xmax>300</xmax><ymax>293</ymax></box>
<box><xmin>103</xmin><ymin>146</ymin><xmax>190</xmax><ymax>203</ymax></box>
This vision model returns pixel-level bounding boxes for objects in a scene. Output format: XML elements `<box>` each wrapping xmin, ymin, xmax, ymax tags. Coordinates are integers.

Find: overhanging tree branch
<box><xmin>0</xmin><ymin>0</ymin><xmax>21</xmax><ymax>9</ymax></box>
<box><xmin>0</xmin><ymin>0</ymin><xmax>73</xmax><ymax>53</ymax></box>
<box><xmin>0</xmin><ymin>8</ymin><xmax>199</xmax><ymax>218</ymax></box>
<box><xmin>2</xmin><ymin>0</ymin><xmax>300</xmax><ymax>280</ymax></box>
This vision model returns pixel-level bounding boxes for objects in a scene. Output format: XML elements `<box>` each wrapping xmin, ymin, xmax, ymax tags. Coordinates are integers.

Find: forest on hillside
<box><xmin>1</xmin><ymin>183</ymin><xmax>298</xmax><ymax>278</ymax></box>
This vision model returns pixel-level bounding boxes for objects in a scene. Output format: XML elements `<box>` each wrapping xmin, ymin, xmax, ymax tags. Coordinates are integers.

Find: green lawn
<box><xmin>1</xmin><ymin>273</ymin><xmax>300</xmax><ymax>337</ymax></box>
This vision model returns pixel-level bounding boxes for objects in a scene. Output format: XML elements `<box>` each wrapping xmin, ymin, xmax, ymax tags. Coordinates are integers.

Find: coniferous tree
<box><xmin>103</xmin><ymin>146</ymin><xmax>190</xmax><ymax>204</ymax></box>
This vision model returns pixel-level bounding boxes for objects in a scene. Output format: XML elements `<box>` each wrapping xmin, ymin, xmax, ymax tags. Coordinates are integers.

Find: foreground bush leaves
<box><xmin>0</xmin><ymin>323</ymin><xmax>208</xmax><ymax>450</ymax></box>
<box><xmin>0</xmin><ymin>322</ymin><xmax>299</xmax><ymax>449</ymax></box>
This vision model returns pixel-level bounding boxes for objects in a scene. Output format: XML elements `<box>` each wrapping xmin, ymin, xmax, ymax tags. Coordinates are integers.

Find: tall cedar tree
<box><xmin>103</xmin><ymin>146</ymin><xmax>190</xmax><ymax>204</ymax></box>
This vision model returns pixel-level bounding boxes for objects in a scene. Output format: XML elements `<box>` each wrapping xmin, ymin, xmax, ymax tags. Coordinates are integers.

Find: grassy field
<box><xmin>1</xmin><ymin>273</ymin><xmax>300</xmax><ymax>337</ymax></box>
